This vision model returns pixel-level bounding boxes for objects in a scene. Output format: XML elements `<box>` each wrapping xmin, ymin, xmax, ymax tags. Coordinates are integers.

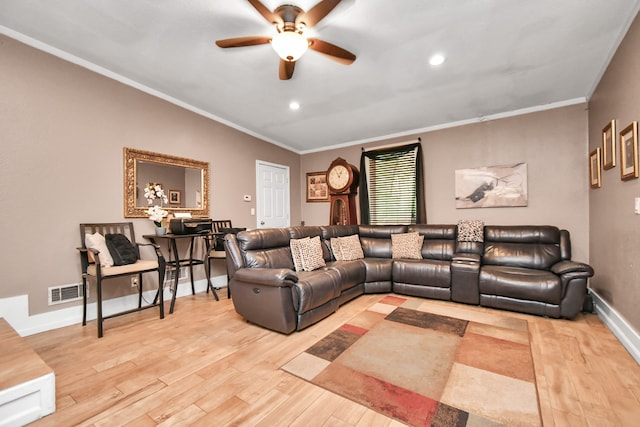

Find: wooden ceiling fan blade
<box><xmin>297</xmin><ymin>0</ymin><xmax>341</xmax><ymax>29</ymax></box>
<box><xmin>247</xmin><ymin>0</ymin><xmax>283</xmax><ymax>26</ymax></box>
<box><xmin>215</xmin><ymin>36</ymin><xmax>271</xmax><ymax>48</ymax></box>
<box><xmin>308</xmin><ymin>38</ymin><xmax>355</xmax><ymax>65</ymax></box>
<box><xmin>279</xmin><ymin>59</ymin><xmax>295</xmax><ymax>80</ymax></box>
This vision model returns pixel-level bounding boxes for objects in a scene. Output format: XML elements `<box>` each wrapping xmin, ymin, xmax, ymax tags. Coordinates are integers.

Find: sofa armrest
<box><xmin>232</xmin><ymin>268</ymin><xmax>298</xmax><ymax>287</ymax></box>
<box><xmin>553</xmin><ymin>261</ymin><xmax>593</xmax><ymax>319</ymax></box>
<box><xmin>551</xmin><ymin>260</ymin><xmax>594</xmax><ymax>277</ymax></box>
<box><xmin>451</xmin><ymin>253</ymin><xmax>481</xmax><ymax>305</ymax></box>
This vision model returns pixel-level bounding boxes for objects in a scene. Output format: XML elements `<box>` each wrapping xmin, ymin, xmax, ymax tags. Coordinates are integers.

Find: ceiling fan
<box><xmin>215</xmin><ymin>0</ymin><xmax>356</xmax><ymax>80</ymax></box>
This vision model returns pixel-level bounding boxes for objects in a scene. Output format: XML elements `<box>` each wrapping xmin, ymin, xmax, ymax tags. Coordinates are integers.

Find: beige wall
<box><xmin>302</xmin><ymin>104</ymin><xmax>590</xmax><ymax>262</ymax></box>
<box><xmin>588</xmin><ymin>12</ymin><xmax>640</xmax><ymax>331</ymax></box>
<box><xmin>0</xmin><ymin>35</ymin><xmax>300</xmax><ymax>315</ymax></box>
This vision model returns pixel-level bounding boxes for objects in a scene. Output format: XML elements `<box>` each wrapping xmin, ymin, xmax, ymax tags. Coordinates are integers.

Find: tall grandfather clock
<box><xmin>326</xmin><ymin>157</ymin><xmax>359</xmax><ymax>225</ymax></box>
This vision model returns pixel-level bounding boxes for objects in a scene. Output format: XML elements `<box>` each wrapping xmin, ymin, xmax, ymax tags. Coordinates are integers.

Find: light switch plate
<box><xmin>635</xmin><ymin>197</ymin><xmax>640</xmax><ymax>214</ymax></box>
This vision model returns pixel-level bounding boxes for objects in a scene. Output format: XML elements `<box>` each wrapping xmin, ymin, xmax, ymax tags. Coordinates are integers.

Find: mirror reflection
<box><xmin>136</xmin><ymin>161</ymin><xmax>202</xmax><ymax>209</ymax></box>
<box><xmin>124</xmin><ymin>147</ymin><xmax>209</xmax><ymax>218</ymax></box>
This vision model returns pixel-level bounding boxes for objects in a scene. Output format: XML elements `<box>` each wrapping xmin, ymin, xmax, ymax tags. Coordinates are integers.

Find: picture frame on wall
<box><xmin>589</xmin><ymin>147</ymin><xmax>601</xmax><ymax>189</ymax></box>
<box><xmin>602</xmin><ymin>120</ymin><xmax>616</xmax><ymax>169</ymax></box>
<box><xmin>306</xmin><ymin>171</ymin><xmax>330</xmax><ymax>202</ymax></box>
<box><xmin>169</xmin><ymin>189</ymin><xmax>181</xmax><ymax>204</ymax></box>
<box><xmin>620</xmin><ymin>121</ymin><xmax>638</xmax><ymax>181</ymax></box>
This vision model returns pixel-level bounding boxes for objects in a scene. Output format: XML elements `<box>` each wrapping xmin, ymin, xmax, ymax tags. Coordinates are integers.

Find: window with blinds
<box><xmin>359</xmin><ymin>142</ymin><xmax>426</xmax><ymax>225</ymax></box>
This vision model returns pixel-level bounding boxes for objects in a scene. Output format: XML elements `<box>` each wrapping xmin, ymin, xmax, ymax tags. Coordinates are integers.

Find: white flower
<box><xmin>144</xmin><ymin>182</ymin><xmax>168</xmax><ymax>205</ymax></box>
<box><xmin>145</xmin><ymin>205</ymin><xmax>168</xmax><ymax>227</ymax></box>
<box><xmin>144</xmin><ymin>183</ymin><xmax>169</xmax><ymax>226</ymax></box>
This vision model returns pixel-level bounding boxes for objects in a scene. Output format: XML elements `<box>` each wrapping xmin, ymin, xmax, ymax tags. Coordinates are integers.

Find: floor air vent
<box><xmin>167</xmin><ymin>267</ymin><xmax>188</xmax><ymax>282</ymax></box>
<box><xmin>48</xmin><ymin>283</ymin><xmax>84</xmax><ymax>306</ymax></box>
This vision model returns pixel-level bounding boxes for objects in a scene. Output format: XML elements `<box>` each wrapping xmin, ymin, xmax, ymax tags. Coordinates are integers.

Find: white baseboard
<box><xmin>0</xmin><ymin>275</ymin><xmax>227</xmax><ymax>337</ymax></box>
<box><xmin>0</xmin><ymin>373</ymin><xmax>55</xmax><ymax>427</ymax></box>
<box><xmin>590</xmin><ymin>289</ymin><xmax>640</xmax><ymax>364</ymax></box>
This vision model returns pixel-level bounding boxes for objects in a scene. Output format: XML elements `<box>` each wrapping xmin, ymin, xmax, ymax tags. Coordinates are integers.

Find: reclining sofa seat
<box><xmin>357</xmin><ymin>224</ymin><xmax>406</xmax><ymax>293</ymax></box>
<box><xmin>394</xmin><ymin>224</ymin><xmax>458</xmax><ymax>300</ymax></box>
<box><xmin>228</xmin><ymin>226</ymin><xmax>346</xmax><ymax>334</ymax></box>
<box><xmin>478</xmin><ymin>225</ymin><xmax>592</xmax><ymax>319</ymax></box>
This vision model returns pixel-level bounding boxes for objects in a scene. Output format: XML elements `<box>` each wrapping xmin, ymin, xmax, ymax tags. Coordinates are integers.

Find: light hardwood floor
<box><xmin>24</xmin><ymin>292</ymin><xmax>640</xmax><ymax>426</ymax></box>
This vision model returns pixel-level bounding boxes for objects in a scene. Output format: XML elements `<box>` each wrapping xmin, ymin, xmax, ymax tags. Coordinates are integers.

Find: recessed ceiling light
<box><xmin>429</xmin><ymin>54</ymin><xmax>445</xmax><ymax>66</ymax></box>
<box><xmin>289</xmin><ymin>101</ymin><xmax>300</xmax><ymax>110</ymax></box>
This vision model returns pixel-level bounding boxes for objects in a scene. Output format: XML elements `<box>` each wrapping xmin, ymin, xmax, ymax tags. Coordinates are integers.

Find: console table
<box><xmin>144</xmin><ymin>232</ymin><xmax>219</xmax><ymax>314</ymax></box>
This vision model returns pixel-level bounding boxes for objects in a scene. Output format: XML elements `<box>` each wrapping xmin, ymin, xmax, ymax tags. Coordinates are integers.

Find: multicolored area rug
<box><xmin>282</xmin><ymin>296</ymin><xmax>541</xmax><ymax>426</ymax></box>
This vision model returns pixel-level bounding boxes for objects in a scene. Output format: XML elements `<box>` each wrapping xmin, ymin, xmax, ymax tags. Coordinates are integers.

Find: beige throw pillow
<box><xmin>291</xmin><ymin>236</ymin><xmax>326</xmax><ymax>271</ymax></box>
<box><xmin>85</xmin><ymin>232</ymin><xmax>115</xmax><ymax>267</ymax></box>
<box><xmin>331</xmin><ymin>234</ymin><xmax>364</xmax><ymax>261</ymax></box>
<box><xmin>290</xmin><ymin>237</ymin><xmax>308</xmax><ymax>272</ymax></box>
<box><xmin>391</xmin><ymin>232</ymin><xmax>424</xmax><ymax>260</ymax></box>
<box><xmin>330</xmin><ymin>237</ymin><xmax>343</xmax><ymax>260</ymax></box>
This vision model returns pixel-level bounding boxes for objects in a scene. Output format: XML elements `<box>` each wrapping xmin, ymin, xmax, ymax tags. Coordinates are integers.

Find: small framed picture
<box><xmin>169</xmin><ymin>189</ymin><xmax>181</xmax><ymax>204</ymax></box>
<box><xmin>602</xmin><ymin>120</ymin><xmax>616</xmax><ymax>170</ymax></box>
<box><xmin>589</xmin><ymin>148</ymin><xmax>601</xmax><ymax>189</ymax></box>
<box><xmin>306</xmin><ymin>171</ymin><xmax>330</xmax><ymax>202</ymax></box>
<box><xmin>620</xmin><ymin>121</ymin><xmax>638</xmax><ymax>181</ymax></box>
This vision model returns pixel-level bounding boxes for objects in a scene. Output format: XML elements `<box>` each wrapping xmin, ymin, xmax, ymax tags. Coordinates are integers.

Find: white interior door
<box><xmin>256</xmin><ymin>161</ymin><xmax>290</xmax><ymax>228</ymax></box>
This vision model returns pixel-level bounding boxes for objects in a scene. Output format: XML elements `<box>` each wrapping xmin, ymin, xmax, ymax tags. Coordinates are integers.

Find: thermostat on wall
<box><xmin>243</xmin><ymin>195</ymin><xmax>252</xmax><ymax>202</ymax></box>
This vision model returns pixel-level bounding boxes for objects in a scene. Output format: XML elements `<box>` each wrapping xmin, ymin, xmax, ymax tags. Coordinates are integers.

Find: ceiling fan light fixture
<box><xmin>271</xmin><ymin>30</ymin><xmax>309</xmax><ymax>62</ymax></box>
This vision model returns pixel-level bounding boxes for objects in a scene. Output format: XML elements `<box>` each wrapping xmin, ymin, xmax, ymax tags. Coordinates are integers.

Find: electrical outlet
<box><xmin>131</xmin><ymin>276</ymin><xmax>139</xmax><ymax>287</ymax></box>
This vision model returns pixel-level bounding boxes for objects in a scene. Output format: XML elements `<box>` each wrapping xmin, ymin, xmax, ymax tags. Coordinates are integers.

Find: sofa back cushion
<box><xmin>236</xmin><ymin>228</ymin><xmax>295</xmax><ymax>269</ymax></box>
<box><xmin>482</xmin><ymin>226</ymin><xmax>562</xmax><ymax>270</ymax></box>
<box><xmin>290</xmin><ymin>226</ymin><xmax>334</xmax><ymax>261</ymax></box>
<box><xmin>408</xmin><ymin>224</ymin><xmax>456</xmax><ymax>261</ymax></box>
<box><xmin>358</xmin><ymin>225</ymin><xmax>408</xmax><ymax>258</ymax></box>
<box><xmin>320</xmin><ymin>225</ymin><xmax>360</xmax><ymax>261</ymax></box>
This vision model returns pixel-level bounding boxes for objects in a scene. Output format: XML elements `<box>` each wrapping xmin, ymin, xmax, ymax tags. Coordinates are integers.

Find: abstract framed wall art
<box><xmin>455</xmin><ymin>163</ymin><xmax>528</xmax><ymax>209</ymax></box>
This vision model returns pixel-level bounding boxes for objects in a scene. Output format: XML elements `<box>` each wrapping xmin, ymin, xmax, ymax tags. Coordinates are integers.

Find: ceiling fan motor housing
<box><xmin>274</xmin><ymin>5</ymin><xmax>304</xmax><ymax>29</ymax></box>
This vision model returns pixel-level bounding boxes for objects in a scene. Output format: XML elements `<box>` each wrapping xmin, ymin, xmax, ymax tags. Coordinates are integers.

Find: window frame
<box><xmin>359</xmin><ymin>142</ymin><xmax>426</xmax><ymax>225</ymax></box>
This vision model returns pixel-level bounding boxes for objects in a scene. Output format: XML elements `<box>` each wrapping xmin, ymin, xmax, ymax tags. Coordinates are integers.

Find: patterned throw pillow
<box><xmin>290</xmin><ymin>237</ymin><xmax>309</xmax><ymax>272</ymax></box>
<box><xmin>457</xmin><ymin>220</ymin><xmax>485</xmax><ymax>242</ymax></box>
<box><xmin>331</xmin><ymin>234</ymin><xmax>364</xmax><ymax>261</ymax></box>
<box><xmin>391</xmin><ymin>232</ymin><xmax>424</xmax><ymax>259</ymax></box>
<box><xmin>337</xmin><ymin>234</ymin><xmax>364</xmax><ymax>261</ymax></box>
<box><xmin>291</xmin><ymin>236</ymin><xmax>326</xmax><ymax>271</ymax></box>
<box><xmin>330</xmin><ymin>237</ymin><xmax>344</xmax><ymax>260</ymax></box>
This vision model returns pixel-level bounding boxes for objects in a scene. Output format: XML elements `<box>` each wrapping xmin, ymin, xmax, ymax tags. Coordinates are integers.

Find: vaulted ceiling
<box><xmin>1</xmin><ymin>1</ymin><xmax>639</xmax><ymax>153</ymax></box>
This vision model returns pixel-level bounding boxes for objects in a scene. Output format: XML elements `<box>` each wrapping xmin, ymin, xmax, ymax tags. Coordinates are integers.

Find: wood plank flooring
<box><xmin>24</xmin><ymin>292</ymin><xmax>640</xmax><ymax>426</ymax></box>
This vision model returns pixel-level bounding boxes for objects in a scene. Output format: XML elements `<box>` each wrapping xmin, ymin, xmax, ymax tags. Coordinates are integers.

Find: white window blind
<box><xmin>360</xmin><ymin>142</ymin><xmax>425</xmax><ymax>225</ymax></box>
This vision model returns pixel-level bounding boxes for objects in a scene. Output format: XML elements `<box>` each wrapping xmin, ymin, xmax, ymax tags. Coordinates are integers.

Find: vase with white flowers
<box><xmin>144</xmin><ymin>183</ymin><xmax>169</xmax><ymax>235</ymax></box>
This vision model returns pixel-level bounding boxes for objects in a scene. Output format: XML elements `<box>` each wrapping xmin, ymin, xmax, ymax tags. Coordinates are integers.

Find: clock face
<box><xmin>328</xmin><ymin>164</ymin><xmax>350</xmax><ymax>191</ymax></box>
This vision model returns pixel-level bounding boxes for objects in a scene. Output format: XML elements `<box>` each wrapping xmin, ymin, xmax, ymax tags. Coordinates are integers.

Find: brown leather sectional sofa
<box><xmin>223</xmin><ymin>224</ymin><xmax>594</xmax><ymax>334</ymax></box>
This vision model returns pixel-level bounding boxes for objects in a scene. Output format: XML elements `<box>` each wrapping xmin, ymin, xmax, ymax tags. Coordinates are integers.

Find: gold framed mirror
<box><xmin>124</xmin><ymin>147</ymin><xmax>209</xmax><ymax>218</ymax></box>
